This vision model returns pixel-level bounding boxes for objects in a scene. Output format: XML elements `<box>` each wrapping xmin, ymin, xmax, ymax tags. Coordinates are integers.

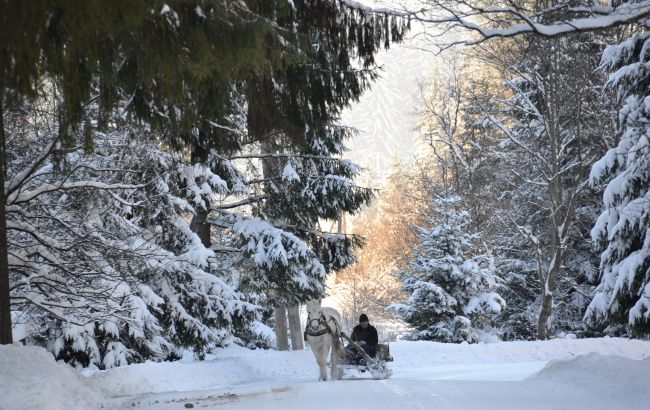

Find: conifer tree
<box><xmin>585</xmin><ymin>31</ymin><xmax>650</xmax><ymax>337</ymax></box>
<box><xmin>392</xmin><ymin>196</ymin><xmax>505</xmax><ymax>342</ymax></box>
<box><xmin>4</xmin><ymin>88</ymin><xmax>268</xmax><ymax>366</ymax></box>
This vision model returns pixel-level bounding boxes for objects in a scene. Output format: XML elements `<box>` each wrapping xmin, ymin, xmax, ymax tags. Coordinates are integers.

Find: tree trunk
<box><xmin>337</xmin><ymin>209</ymin><xmax>346</xmax><ymax>234</ymax></box>
<box><xmin>260</xmin><ymin>137</ymin><xmax>289</xmax><ymax>351</ymax></box>
<box><xmin>537</xmin><ymin>250</ymin><xmax>561</xmax><ymax>340</ymax></box>
<box><xmin>0</xmin><ymin>96</ymin><xmax>13</xmax><ymax>344</ymax></box>
<box><xmin>287</xmin><ymin>304</ymin><xmax>303</xmax><ymax>350</ymax></box>
<box><xmin>190</xmin><ymin>209</ymin><xmax>210</xmax><ymax>247</ymax></box>
<box><xmin>248</xmin><ymin>80</ymin><xmax>291</xmax><ymax>351</ymax></box>
<box><xmin>189</xmin><ymin>143</ymin><xmax>210</xmax><ymax>247</ymax></box>
<box><xmin>537</xmin><ymin>290</ymin><xmax>553</xmax><ymax>340</ymax></box>
<box><xmin>274</xmin><ymin>306</ymin><xmax>289</xmax><ymax>351</ymax></box>
<box><xmin>536</xmin><ymin>64</ymin><xmax>561</xmax><ymax>341</ymax></box>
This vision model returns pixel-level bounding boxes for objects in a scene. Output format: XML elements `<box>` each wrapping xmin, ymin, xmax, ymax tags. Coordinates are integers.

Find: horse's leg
<box><xmin>320</xmin><ymin>351</ymin><xmax>328</xmax><ymax>381</ymax></box>
<box><xmin>330</xmin><ymin>335</ymin><xmax>340</xmax><ymax>380</ymax></box>
<box><xmin>324</xmin><ymin>338</ymin><xmax>333</xmax><ymax>381</ymax></box>
<box><xmin>309</xmin><ymin>337</ymin><xmax>326</xmax><ymax>381</ymax></box>
<box><xmin>316</xmin><ymin>341</ymin><xmax>328</xmax><ymax>381</ymax></box>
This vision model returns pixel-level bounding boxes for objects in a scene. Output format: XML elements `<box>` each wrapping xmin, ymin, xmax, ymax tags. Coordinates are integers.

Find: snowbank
<box><xmin>88</xmin><ymin>344</ymin><xmax>317</xmax><ymax>397</ymax></box>
<box><xmin>389</xmin><ymin>336</ymin><xmax>650</xmax><ymax>368</ymax></box>
<box><xmin>533</xmin><ymin>351</ymin><xmax>650</xmax><ymax>382</ymax></box>
<box><xmin>0</xmin><ymin>345</ymin><xmax>100</xmax><ymax>410</ymax></box>
<box><xmin>526</xmin><ymin>353</ymin><xmax>650</xmax><ymax>409</ymax></box>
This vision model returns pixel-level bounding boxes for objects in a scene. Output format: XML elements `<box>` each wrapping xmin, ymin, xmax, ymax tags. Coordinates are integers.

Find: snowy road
<box><xmin>98</xmin><ymin>339</ymin><xmax>649</xmax><ymax>410</ymax></box>
<box><xmin>3</xmin><ymin>338</ymin><xmax>650</xmax><ymax>410</ymax></box>
<box><xmin>111</xmin><ymin>361</ymin><xmax>551</xmax><ymax>410</ymax></box>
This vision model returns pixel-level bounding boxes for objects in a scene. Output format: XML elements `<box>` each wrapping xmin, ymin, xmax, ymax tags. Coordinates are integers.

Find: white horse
<box><xmin>304</xmin><ymin>301</ymin><xmax>345</xmax><ymax>381</ymax></box>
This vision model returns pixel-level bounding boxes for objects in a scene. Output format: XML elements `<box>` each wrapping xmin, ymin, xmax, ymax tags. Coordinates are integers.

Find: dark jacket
<box><xmin>350</xmin><ymin>323</ymin><xmax>378</xmax><ymax>347</ymax></box>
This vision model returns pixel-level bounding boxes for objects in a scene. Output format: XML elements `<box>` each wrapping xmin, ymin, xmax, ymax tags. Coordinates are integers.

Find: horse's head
<box><xmin>306</xmin><ymin>301</ymin><xmax>323</xmax><ymax>333</ymax></box>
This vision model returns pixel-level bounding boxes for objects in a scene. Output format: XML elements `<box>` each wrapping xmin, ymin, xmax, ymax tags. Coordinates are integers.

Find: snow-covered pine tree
<box><xmin>5</xmin><ymin>88</ymin><xmax>266</xmax><ymax>367</ymax></box>
<box><xmin>392</xmin><ymin>196</ymin><xmax>505</xmax><ymax>342</ymax></box>
<box><xmin>585</xmin><ymin>31</ymin><xmax>650</xmax><ymax>337</ymax></box>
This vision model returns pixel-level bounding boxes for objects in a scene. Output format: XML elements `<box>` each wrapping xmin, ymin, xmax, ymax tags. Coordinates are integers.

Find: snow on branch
<box><xmin>396</xmin><ymin>1</ymin><xmax>650</xmax><ymax>46</ymax></box>
<box><xmin>338</xmin><ymin>0</ymin><xmax>414</xmax><ymax>16</ymax></box>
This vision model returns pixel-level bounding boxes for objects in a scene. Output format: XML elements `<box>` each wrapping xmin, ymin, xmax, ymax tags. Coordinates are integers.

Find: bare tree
<box><xmin>419</xmin><ymin>54</ymin><xmax>503</xmax><ymax>232</ymax></box>
<box><xmin>0</xmin><ymin>92</ymin><xmax>11</xmax><ymax>344</ymax></box>
<box><xmin>476</xmin><ymin>35</ymin><xmax>614</xmax><ymax>338</ymax></box>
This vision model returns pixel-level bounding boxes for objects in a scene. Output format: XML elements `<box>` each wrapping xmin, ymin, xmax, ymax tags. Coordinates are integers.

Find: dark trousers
<box><xmin>346</xmin><ymin>343</ymin><xmax>376</xmax><ymax>358</ymax></box>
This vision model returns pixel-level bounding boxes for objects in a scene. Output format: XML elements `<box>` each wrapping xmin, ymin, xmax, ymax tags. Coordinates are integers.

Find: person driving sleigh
<box><xmin>346</xmin><ymin>313</ymin><xmax>378</xmax><ymax>361</ymax></box>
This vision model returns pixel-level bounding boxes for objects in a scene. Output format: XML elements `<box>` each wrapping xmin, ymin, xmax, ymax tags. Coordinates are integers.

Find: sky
<box><xmin>341</xmin><ymin>20</ymin><xmax>439</xmax><ymax>189</ymax></box>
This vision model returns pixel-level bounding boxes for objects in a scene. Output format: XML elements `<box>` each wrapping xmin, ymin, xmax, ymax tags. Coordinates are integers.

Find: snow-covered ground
<box><xmin>2</xmin><ymin>337</ymin><xmax>649</xmax><ymax>410</ymax></box>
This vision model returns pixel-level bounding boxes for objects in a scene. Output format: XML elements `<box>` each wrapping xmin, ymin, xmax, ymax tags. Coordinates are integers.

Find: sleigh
<box><xmin>304</xmin><ymin>304</ymin><xmax>392</xmax><ymax>381</ymax></box>
<box><xmin>337</xmin><ymin>332</ymin><xmax>393</xmax><ymax>379</ymax></box>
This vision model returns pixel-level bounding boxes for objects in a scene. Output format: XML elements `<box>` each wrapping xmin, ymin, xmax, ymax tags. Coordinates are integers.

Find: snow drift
<box><xmin>0</xmin><ymin>345</ymin><xmax>100</xmax><ymax>410</ymax></box>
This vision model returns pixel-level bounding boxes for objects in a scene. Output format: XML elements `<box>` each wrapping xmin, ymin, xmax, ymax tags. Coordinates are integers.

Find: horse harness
<box><xmin>303</xmin><ymin>312</ymin><xmax>340</xmax><ymax>341</ymax></box>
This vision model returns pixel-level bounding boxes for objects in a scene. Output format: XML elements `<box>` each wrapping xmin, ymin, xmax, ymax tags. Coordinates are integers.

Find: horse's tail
<box><xmin>336</xmin><ymin>339</ymin><xmax>346</xmax><ymax>359</ymax></box>
<box><xmin>332</xmin><ymin>332</ymin><xmax>346</xmax><ymax>359</ymax></box>
<box><xmin>324</xmin><ymin>312</ymin><xmax>346</xmax><ymax>359</ymax></box>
